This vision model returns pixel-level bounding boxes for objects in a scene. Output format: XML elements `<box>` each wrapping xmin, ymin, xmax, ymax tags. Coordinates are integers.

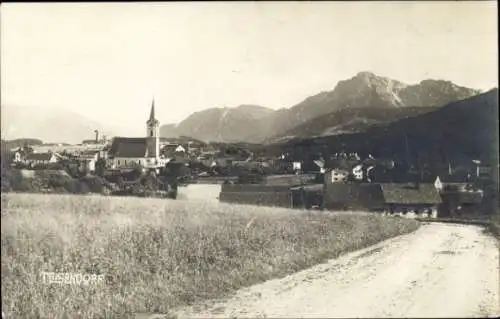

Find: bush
<box><xmin>47</xmin><ymin>174</ymin><xmax>69</xmax><ymax>189</ymax></box>
<box><xmin>80</xmin><ymin>176</ymin><xmax>107</xmax><ymax>194</ymax></box>
<box><xmin>1</xmin><ymin>164</ymin><xmax>106</xmax><ymax>195</ymax></box>
<box><xmin>1</xmin><ymin>163</ymin><xmax>12</xmax><ymax>192</ymax></box>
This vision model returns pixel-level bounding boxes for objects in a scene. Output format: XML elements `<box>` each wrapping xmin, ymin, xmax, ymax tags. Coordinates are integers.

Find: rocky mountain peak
<box><xmin>159</xmin><ymin>72</ymin><xmax>482</xmax><ymax>143</ymax></box>
<box><xmin>355</xmin><ymin>71</ymin><xmax>377</xmax><ymax>80</ymax></box>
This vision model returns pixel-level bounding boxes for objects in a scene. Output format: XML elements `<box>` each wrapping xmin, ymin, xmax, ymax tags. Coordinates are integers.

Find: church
<box><xmin>107</xmin><ymin>100</ymin><xmax>168</xmax><ymax>170</ymax></box>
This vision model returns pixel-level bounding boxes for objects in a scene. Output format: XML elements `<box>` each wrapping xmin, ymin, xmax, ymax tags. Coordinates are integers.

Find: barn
<box><xmin>320</xmin><ymin>182</ymin><xmax>442</xmax><ymax>216</ymax></box>
<box><xmin>379</xmin><ymin>183</ymin><xmax>442</xmax><ymax>216</ymax></box>
<box><xmin>323</xmin><ymin>183</ymin><xmax>384</xmax><ymax>211</ymax></box>
<box><xmin>219</xmin><ymin>184</ymin><xmax>294</xmax><ymax>208</ymax></box>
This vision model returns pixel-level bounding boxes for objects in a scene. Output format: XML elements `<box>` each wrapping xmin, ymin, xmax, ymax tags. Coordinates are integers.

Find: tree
<box><xmin>116</xmin><ymin>176</ymin><xmax>124</xmax><ymax>190</ymax></box>
<box><xmin>22</xmin><ymin>142</ymin><xmax>34</xmax><ymax>155</ymax></box>
<box><xmin>95</xmin><ymin>158</ymin><xmax>106</xmax><ymax>177</ymax></box>
<box><xmin>130</xmin><ymin>161</ymin><xmax>144</xmax><ymax>173</ymax></box>
<box><xmin>142</xmin><ymin>174</ymin><xmax>159</xmax><ymax>193</ymax></box>
<box><xmin>1</xmin><ymin>162</ymin><xmax>12</xmax><ymax>192</ymax></box>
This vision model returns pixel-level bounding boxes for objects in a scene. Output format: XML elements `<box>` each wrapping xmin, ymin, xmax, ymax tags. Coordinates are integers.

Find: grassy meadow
<box><xmin>1</xmin><ymin>193</ymin><xmax>419</xmax><ymax>318</ymax></box>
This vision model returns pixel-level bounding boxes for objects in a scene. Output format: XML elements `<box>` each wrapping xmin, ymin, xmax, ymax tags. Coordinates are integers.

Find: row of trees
<box><xmin>1</xmin><ymin>164</ymin><xmax>112</xmax><ymax>195</ymax></box>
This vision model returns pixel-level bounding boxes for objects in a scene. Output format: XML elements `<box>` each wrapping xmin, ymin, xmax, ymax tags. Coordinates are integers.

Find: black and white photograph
<box><xmin>1</xmin><ymin>1</ymin><xmax>499</xmax><ymax>318</ymax></box>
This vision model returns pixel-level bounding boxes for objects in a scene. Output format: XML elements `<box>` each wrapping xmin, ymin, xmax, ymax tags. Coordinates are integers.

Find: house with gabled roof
<box><xmin>323</xmin><ymin>182</ymin><xmax>441</xmax><ymax>216</ymax></box>
<box><xmin>76</xmin><ymin>150</ymin><xmax>100</xmax><ymax>174</ymax></box>
<box><xmin>379</xmin><ymin>183</ymin><xmax>441</xmax><ymax>215</ymax></box>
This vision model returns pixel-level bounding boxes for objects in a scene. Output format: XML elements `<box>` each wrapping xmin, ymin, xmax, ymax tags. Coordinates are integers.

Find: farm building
<box><xmin>290</xmin><ymin>184</ymin><xmax>324</xmax><ymax>209</ymax></box>
<box><xmin>379</xmin><ymin>183</ymin><xmax>441</xmax><ymax>215</ymax></box>
<box><xmin>322</xmin><ymin>182</ymin><xmax>442</xmax><ymax>214</ymax></box>
<box><xmin>323</xmin><ymin>183</ymin><xmax>384</xmax><ymax>210</ymax></box>
<box><xmin>219</xmin><ymin>176</ymin><xmax>443</xmax><ymax>217</ymax></box>
<box><xmin>219</xmin><ymin>184</ymin><xmax>294</xmax><ymax>208</ymax></box>
<box><xmin>218</xmin><ymin>174</ymin><xmax>321</xmax><ymax>208</ymax></box>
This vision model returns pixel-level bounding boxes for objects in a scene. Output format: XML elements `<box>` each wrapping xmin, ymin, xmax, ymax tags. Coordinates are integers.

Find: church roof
<box><xmin>109</xmin><ymin>137</ymin><xmax>148</xmax><ymax>158</ymax></box>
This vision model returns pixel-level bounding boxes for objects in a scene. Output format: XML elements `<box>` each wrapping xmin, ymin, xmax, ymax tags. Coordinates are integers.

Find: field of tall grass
<box><xmin>1</xmin><ymin>193</ymin><xmax>419</xmax><ymax>318</ymax></box>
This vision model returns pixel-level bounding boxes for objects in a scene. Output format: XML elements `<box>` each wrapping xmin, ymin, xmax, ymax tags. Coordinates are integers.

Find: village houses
<box><xmin>24</xmin><ymin>152</ymin><xmax>59</xmax><ymax>168</ymax></box>
<box><xmin>76</xmin><ymin>150</ymin><xmax>100</xmax><ymax>174</ymax></box>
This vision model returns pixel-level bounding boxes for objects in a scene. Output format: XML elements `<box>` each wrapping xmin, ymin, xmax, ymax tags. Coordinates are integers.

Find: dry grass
<box><xmin>1</xmin><ymin>193</ymin><xmax>419</xmax><ymax>318</ymax></box>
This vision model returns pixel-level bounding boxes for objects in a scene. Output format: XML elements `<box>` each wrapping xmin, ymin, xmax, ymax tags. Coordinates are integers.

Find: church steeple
<box><xmin>146</xmin><ymin>98</ymin><xmax>160</xmax><ymax>137</ymax></box>
<box><xmin>147</xmin><ymin>98</ymin><xmax>158</xmax><ymax>124</ymax></box>
<box><xmin>146</xmin><ymin>98</ymin><xmax>160</xmax><ymax>158</ymax></box>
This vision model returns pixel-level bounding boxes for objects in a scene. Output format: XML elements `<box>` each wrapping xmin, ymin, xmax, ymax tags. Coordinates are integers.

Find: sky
<box><xmin>1</xmin><ymin>1</ymin><xmax>498</xmax><ymax>137</ymax></box>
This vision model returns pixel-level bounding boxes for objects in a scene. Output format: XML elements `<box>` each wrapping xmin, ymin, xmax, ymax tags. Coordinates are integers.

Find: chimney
<box><xmin>94</xmin><ymin>129</ymin><xmax>99</xmax><ymax>143</ymax></box>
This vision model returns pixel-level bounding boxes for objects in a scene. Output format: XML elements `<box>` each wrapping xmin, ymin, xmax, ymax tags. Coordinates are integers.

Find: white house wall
<box><xmin>107</xmin><ymin>157</ymin><xmax>167</xmax><ymax>169</ymax></box>
<box><xmin>108</xmin><ymin>157</ymin><xmax>145</xmax><ymax>168</ymax></box>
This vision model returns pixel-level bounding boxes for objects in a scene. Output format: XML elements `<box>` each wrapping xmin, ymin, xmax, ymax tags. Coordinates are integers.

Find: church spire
<box><xmin>149</xmin><ymin>98</ymin><xmax>156</xmax><ymax>122</ymax></box>
<box><xmin>146</xmin><ymin>97</ymin><xmax>160</xmax><ymax>141</ymax></box>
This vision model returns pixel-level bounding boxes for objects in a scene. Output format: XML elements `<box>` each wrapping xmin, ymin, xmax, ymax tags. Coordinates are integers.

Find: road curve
<box><xmin>172</xmin><ymin>223</ymin><xmax>500</xmax><ymax>318</ymax></box>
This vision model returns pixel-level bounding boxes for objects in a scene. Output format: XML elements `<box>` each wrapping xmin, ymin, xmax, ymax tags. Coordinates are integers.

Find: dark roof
<box><xmin>324</xmin><ymin>182</ymin><xmax>442</xmax><ymax>206</ymax></box>
<box><xmin>380</xmin><ymin>183</ymin><xmax>442</xmax><ymax>204</ymax></box>
<box><xmin>26</xmin><ymin>153</ymin><xmax>54</xmax><ymax>161</ymax></box>
<box><xmin>78</xmin><ymin>151</ymin><xmax>99</xmax><ymax>160</ymax></box>
<box><xmin>265</xmin><ymin>174</ymin><xmax>317</xmax><ymax>186</ymax></box>
<box><xmin>437</xmin><ymin>174</ymin><xmax>470</xmax><ymax>183</ymax></box>
<box><xmin>109</xmin><ymin>138</ymin><xmax>148</xmax><ymax>158</ymax></box>
<box><xmin>324</xmin><ymin>183</ymin><xmax>385</xmax><ymax>206</ymax></box>
<box><xmin>80</xmin><ymin>150</ymin><xmax>100</xmax><ymax>156</ymax></box>
<box><xmin>162</xmin><ymin>144</ymin><xmax>186</xmax><ymax>151</ymax></box>
<box><xmin>290</xmin><ymin>184</ymin><xmax>324</xmax><ymax>192</ymax></box>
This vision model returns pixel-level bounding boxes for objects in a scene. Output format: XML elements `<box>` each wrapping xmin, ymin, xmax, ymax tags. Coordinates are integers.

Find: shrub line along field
<box><xmin>1</xmin><ymin>193</ymin><xmax>419</xmax><ymax>318</ymax></box>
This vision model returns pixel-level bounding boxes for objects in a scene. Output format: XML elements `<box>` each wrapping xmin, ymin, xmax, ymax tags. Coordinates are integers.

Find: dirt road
<box><xmin>171</xmin><ymin>223</ymin><xmax>499</xmax><ymax>318</ymax></box>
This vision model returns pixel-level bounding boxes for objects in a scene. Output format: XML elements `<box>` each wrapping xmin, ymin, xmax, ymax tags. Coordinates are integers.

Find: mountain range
<box><xmin>1</xmin><ymin>104</ymin><xmax>114</xmax><ymax>144</ymax></box>
<box><xmin>160</xmin><ymin>72</ymin><xmax>481</xmax><ymax>143</ymax></box>
<box><xmin>160</xmin><ymin>105</ymin><xmax>275</xmax><ymax>143</ymax></box>
<box><xmin>2</xmin><ymin>72</ymin><xmax>483</xmax><ymax>145</ymax></box>
<box><xmin>271</xmin><ymin>88</ymin><xmax>499</xmax><ymax>167</ymax></box>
